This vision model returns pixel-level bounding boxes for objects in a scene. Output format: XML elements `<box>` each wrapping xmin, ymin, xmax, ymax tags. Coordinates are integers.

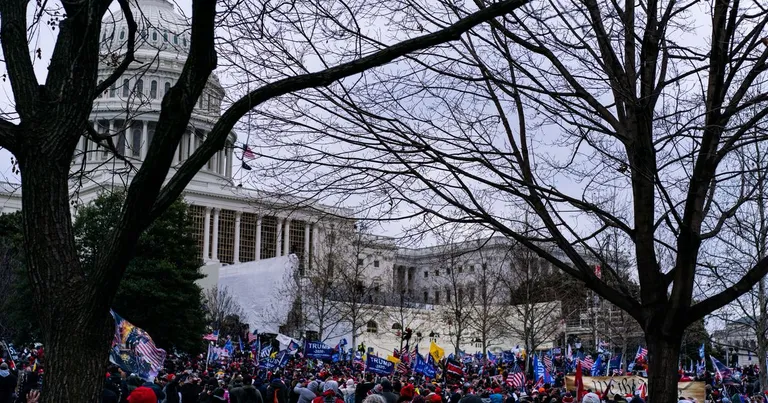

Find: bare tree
<box><xmin>381</xmin><ymin>289</ymin><xmax>422</xmax><ymax>351</ymax></box>
<box><xmin>499</xmin><ymin>244</ymin><xmax>563</xmax><ymax>355</ymax></box>
<box><xmin>467</xmin><ymin>251</ymin><xmax>506</xmax><ymax>355</ymax></box>
<box><xmin>705</xmin><ymin>140</ymin><xmax>768</xmax><ymax>389</ymax></box>
<box><xmin>333</xmin><ymin>222</ymin><xmax>383</xmax><ymax>349</ymax></box>
<box><xmin>431</xmin><ymin>232</ymin><xmax>475</xmax><ymax>355</ymax></box>
<box><xmin>0</xmin><ymin>0</ymin><xmax>529</xmax><ymax>399</ymax></box>
<box><xmin>244</xmin><ymin>0</ymin><xmax>768</xmax><ymax>398</ymax></box>
<box><xmin>203</xmin><ymin>286</ymin><xmax>245</xmax><ymax>331</ymax></box>
<box><xmin>302</xmin><ymin>225</ymin><xmax>347</xmax><ymax>343</ymax></box>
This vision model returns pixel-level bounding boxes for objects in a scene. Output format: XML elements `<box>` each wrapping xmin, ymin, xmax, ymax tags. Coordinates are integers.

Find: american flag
<box><xmin>402</xmin><ymin>344</ymin><xmax>411</xmax><ymax>364</ymax></box>
<box><xmin>543</xmin><ymin>355</ymin><xmax>553</xmax><ymax>373</ymax></box>
<box><xmin>635</xmin><ymin>346</ymin><xmax>648</xmax><ymax>361</ymax></box>
<box><xmin>506</xmin><ymin>364</ymin><xmax>525</xmax><ymax>388</ymax></box>
<box><xmin>581</xmin><ymin>356</ymin><xmax>594</xmax><ymax>370</ymax></box>
<box><xmin>393</xmin><ymin>348</ymin><xmax>400</xmax><ymax>358</ymax></box>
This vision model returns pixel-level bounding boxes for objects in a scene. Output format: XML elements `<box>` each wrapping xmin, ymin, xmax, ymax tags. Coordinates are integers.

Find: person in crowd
<box><xmin>231</xmin><ymin>374</ymin><xmax>263</xmax><ymax>403</ymax></box>
<box><xmin>0</xmin><ymin>363</ymin><xmax>17</xmax><ymax>403</ymax></box>
<box><xmin>380</xmin><ymin>380</ymin><xmax>399</xmax><ymax>403</ymax></box>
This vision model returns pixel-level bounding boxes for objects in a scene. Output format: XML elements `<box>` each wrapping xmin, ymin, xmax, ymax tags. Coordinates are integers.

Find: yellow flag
<box><xmin>429</xmin><ymin>341</ymin><xmax>444</xmax><ymax>363</ymax></box>
<box><xmin>387</xmin><ymin>355</ymin><xmax>401</xmax><ymax>364</ymax></box>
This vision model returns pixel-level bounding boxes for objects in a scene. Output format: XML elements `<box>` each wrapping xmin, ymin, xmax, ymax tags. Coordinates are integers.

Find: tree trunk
<box><xmin>758</xmin><ymin>278</ymin><xmax>768</xmax><ymax>392</ymax></box>
<box><xmin>646</xmin><ymin>330</ymin><xmax>683</xmax><ymax>402</ymax></box>
<box><xmin>19</xmin><ymin>146</ymin><xmax>114</xmax><ymax>403</ymax></box>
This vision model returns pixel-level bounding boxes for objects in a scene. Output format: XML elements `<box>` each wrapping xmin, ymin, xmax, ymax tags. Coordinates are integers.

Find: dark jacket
<box><xmin>311</xmin><ymin>391</ymin><xmax>344</xmax><ymax>403</ymax></box>
<box><xmin>381</xmin><ymin>392</ymin><xmax>399</xmax><ymax>403</ymax></box>
<box><xmin>267</xmin><ymin>379</ymin><xmax>289</xmax><ymax>403</ymax></box>
<box><xmin>354</xmin><ymin>383</ymin><xmax>375</xmax><ymax>403</ymax></box>
<box><xmin>231</xmin><ymin>385</ymin><xmax>263</xmax><ymax>403</ymax></box>
<box><xmin>0</xmin><ymin>370</ymin><xmax>17</xmax><ymax>403</ymax></box>
<box><xmin>180</xmin><ymin>382</ymin><xmax>202</xmax><ymax>403</ymax></box>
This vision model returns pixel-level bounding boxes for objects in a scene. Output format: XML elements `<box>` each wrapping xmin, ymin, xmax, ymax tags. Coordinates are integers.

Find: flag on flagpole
<box><xmin>203</xmin><ymin>330</ymin><xmax>219</xmax><ymax>341</ymax></box>
<box><xmin>575</xmin><ymin>361</ymin><xmax>585</xmax><ymax>400</ymax></box>
<box><xmin>429</xmin><ymin>341</ymin><xmax>445</xmax><ymax>363</ymax></box>
<box><xmin>634</xmin><ymin>346</ymin><xmax>648</xmax><ymax>361</ymax></box>
<box><xmin>110</xmin><ymin>310</ymin><xmax>166</xmax><ymax>381</ymax></box>
<box><xmin>506</xmin><ymin>362</ymin><xmax>525</xmax><ymax>388</ymax></box>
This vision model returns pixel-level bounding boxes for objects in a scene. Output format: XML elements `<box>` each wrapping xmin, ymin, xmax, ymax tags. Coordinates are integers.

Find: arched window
<box><xmin>152</xmin><ymin>31</ymin><xmax>158</xmax><ymax>41</ymax></box>
<box><xmin>135</xmin><ymin>79</ymin><xmax>144</xmax><ymax>96</ymax></box>
<box><xmin>366</xmin><ymin>320</ymin><xmax>378</xmax><ymax>333</ymax></box>
<box><xmin>173</xmin><ymin>35</ymin><xmax>178</xmax><ymax>45</ymax></box>
<box><xmin>150</xmin><ymin>80</ymin><xmax>158</xmax><ymax>99</ymax></box>
<box><xmin>109</xmin><ymin>83</ymin><xmax>117</xmax><ymax>98</ymax></box>
<box><xmin>163</xmin><ymin>31</ymin><xmax>168</xmax><ymax>42</ymax></box>
<box><xmin>131</xmin><ymin>124</ymin><xmax>142</xmax><ymax>158</ymax></box>
<box><xmin>122</xmin><ymin>79</ymin><xmax>130</xmax><ymax>97</ymax></box>
<box><xmin>164</xmin><ymin>82</ymin><xmax>171</xmax><ymax>96</ymax></box>
<box><xmin>182</xmin><ymin>36</ymin><xmax>187</xmax><ymax>47</ymax></box>
<box><xmin>391</xmin><ymin>323</ymin><xmax>402</xmax><ymax>330</ymax></box>
<box><xmin>119</xmin><ymin>30</ymin><xmax>125</xmax><ymax>40</ymax></box>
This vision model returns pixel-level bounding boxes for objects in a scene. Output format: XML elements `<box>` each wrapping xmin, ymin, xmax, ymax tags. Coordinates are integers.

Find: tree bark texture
<box><xmin>646</xmin><ymin>327</ymin><xmax>683</xmax><ymax>402</ymax></box>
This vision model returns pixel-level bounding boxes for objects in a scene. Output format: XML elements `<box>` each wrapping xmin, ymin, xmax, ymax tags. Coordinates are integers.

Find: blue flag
<box><xmin>304</xmin><ymin>340</ymin><xmax>335</xmax><ymax>360</ymax></box>
<box><xmin>224</xmin><ymin>339</ymin><xmax>234</xmax><ymax>356</ymax></box>
<box><xmin>503</xmin><ymin>351</ymin><xmax>515</xmax><ymax>363</ymax></box>
<box><xmin>414</xmin><ymin>353</ymin><xmax>436</xmax><ymax>377</ymax></box>
<box><xmin>534</xmin><ymin>355</ymin><xmax>544</xmax><ymax>381</ymax></box>
<box><xmin>699</xmin><ymin>344</ymin><xmax>705</xmax><ymax>359</ymax></box>
<box><xmin>366</xmin><ymin>355</ymin><xmax>395</xmax><ymax>375</ymax></box>
<box><xmin>487</xmin><ymin>351</ymin><xmax>497</xmax><ymax>364</ymax></box>
<box><xmin>609</xmin><ymin>354</ymin><xmax>622</xmax><ymax>372</ymax></box>
<box><xmin>260</xmin><ymin>345</ymin><xmax>272</xmax><ymax>358</ymax></box>
<box><xmin>591</xmin><ymin>355</ymin><xmax>603</xmax><ymax>376</ymax></box>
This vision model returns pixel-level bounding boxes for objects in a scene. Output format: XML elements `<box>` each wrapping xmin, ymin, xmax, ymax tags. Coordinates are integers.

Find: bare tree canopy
<box><xmin>0</xmin><ymin>0</ymin><xmax>530</xmax><ymax>400</ymax></box>
<box><xmin>243</xmin><ymin>0</ymin><xmax>768</xmax><ymax>399</ymax></box>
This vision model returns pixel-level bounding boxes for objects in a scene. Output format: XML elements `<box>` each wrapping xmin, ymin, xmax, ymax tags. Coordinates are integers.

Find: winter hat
<box><xmin>127</xmin><ymin>386</ymin><xmax>158</xmax><ymax>403</ymax></box>
<box><xmin>0</xmin><ymin>363</ymin><xmax>7</xmax><ymax>370</ymax></box>
<box><xmin>401</xmin><ymin>384</ymin><xmax>415</xmax><ymax>399</ymax></box>
<box><xmin>324</xmin><ymin>380</ymin><xmax>340</xmax><ymax>395</ymax></box>
<box><xmin>347</xmin><ymin>379</ymin><xmax>355</xmax><ymax>387</ymax></box>
<box><xmin>382</xmin><ymin>379</ymin><xmax>393</xmax><ymax>392</ymax></box>
<box><xmin>428</xmin><ymin>394</ymin><xmax>442</xmax><ymax>403</ymax></box>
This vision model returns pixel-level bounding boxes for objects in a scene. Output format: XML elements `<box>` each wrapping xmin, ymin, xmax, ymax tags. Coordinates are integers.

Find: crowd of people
<box><xmin>3</xmin><ymin>340</ymin><xmax>768</xmax><ymax>402</ymax></box>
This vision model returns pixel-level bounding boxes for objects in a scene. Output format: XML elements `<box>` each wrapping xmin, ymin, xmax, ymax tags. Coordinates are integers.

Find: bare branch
<box><xmin>93</xmin><ymin>0</ymin><xmax>137</xmax><ymax>100</ymax></box>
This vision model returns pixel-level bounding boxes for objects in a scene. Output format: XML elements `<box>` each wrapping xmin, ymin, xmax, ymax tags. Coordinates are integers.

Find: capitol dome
<box><xmin>75</xmin><ymin>0</ymin><xmax>235</xmax><ymax>185</ymax></box>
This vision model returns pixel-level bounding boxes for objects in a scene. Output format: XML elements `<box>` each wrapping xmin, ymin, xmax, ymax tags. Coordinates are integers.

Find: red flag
<box><xmin>243</xmin><ymin>146</ymin><xmax>255</xmax><ymax>159</ymax></box>
<box><xmin>594</xmin><ymin>265</ymin><xmax>602</xmax><ymax>279</ymax></box>
<box><xmin>575</xmin><ymin>361</ymin><xmax>585</xmax><ymax>400</ymax></box>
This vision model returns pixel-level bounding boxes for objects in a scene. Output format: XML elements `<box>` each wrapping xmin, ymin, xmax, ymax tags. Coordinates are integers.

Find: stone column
<box><xmin>234</xmin><ymin>211</ymin><xmax>242</xmax><ymax>264</ymax></box>
<box><xmin>141</xmin><ymin>120</ymin><xmax>149</xmax><ymax>160</ymax></box>
<box><xmin>312</xmin><ymin>223</ymin><xmax>320</xmax><ymax>264</ymax></box>
<box><xmin>203</xmin><ymin>207</ymin><xmax>211</xmax><ymax>262</ymax></box>
<box><xmin>255</xmin><ymin>215</ymin><xmax>262</xmax><ymax>261</ymax></box>
<box><xmin>226</xmin><ymin>148</ymin><xmax>234</xmax><ymax>178</ymax></box>
<box><xmin>276</xmin><ymin>217</ymin><xmax>283</xmax><ymax>257</ymax></box>
<box><xmin>283</xmin><ymin>218</ymin><xmax>291</xmax><ymax>256</ymax></box>
<box><xmin>187</xmin><ymin>130</ymin><xmax>195</xmax><ymax>160</ymax></box>
<box><xmin>304</xmin><ymin>222</ymin><xmax>311</xmax><ymax>271</ymax></box>
<box><xmin>219</xmin><ymin>149</ymin><xmax>226</xmax><ymax>174</ymax></box>
<box><xmin>212</xmin><ymin>208</ymin><xmax>220</xmax><ymax>262</ymax></box>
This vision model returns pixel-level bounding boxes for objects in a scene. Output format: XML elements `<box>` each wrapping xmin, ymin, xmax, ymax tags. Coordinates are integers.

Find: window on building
<box><xmin>147</xmin><ymin>121</ymin><xmax>156</xmax><ymax>148</ymax></box>
<box><xmin>435</xmin><ymin>269</ymin><xmax>440</xmax><ymax>276</ymax></box>
<box><xmin>164</xmin><ymin>82</ymin><xmax>171</xmax><ymax>96</ymax></box>
<box><xmin>374</xmin><ymin>285</ymin><xmax>380</xmax><ymax>293</ymax></box>
<box><xmin>131</xmin><ymin>121</ymin><xmax>142</xmax><ymax>157</ymax></box>
<box><xmin>458</xmin><ymin>266</ymin><xmax>463</xmax><ymax>273</ymax></box>
<box><xmin>109</xmin><ymin>83</ymin><xmax>117</xmax><ymax>98</ymax></box>
<box><xmin>446</xmin><ymin>267</ymin><xmax>451</xmax><ymax>275</ymax></box>
<box><xmin>182</xmin><ymin>36</ymin><xmax>187</xmax><ymax>47</ymax></box>
<box><xmin>135</xmin><ymin>79</ymin><xmax>144</xmax><ymax>96</ymax></box>
<box><xmin>434</xmin><ymin>291</ymin><xmax>440</xmax><ymax>304</ymax></box>
<box><xmin>374</xmin><ymin>260</ymin><xmax>380</xmax><ymax>268</ymax></box>
<box><xmin>152</xmin><ymin>31</ymin><xmax>158</xmax><ymax>41</ymax></box>
<box><xmin>116</xmin><ymin>129</ymin><xmax>126</xmax><ymax>156</ymax></box>
<box><xmin>468</xmin><ymin>286</ymin><xmax>475</xmax><ymax>301</ymax></box>
<box><xmin>366</xmin><ymin>320</ymin><xmax>378</xmax><ymax>333</ymax></box>
<box><xmin>423</xmin><ymin>291</ymin><xmax>428</xmax><ymax>303</ymax></box>
<box><xmin>469</xmin><ymin>265</ymin><xmax>475</xmax><ymax>273</ymax></box>
<box><xmin>357</xmin><ymin>258</ymin><xmax>363</xmax><ymax>266</ymax></box>
<box><xmin>424</xmin><ymin>271</ymin><xmax>428</xmax><ymax>278</ymax></box>
<box><xmin>150</xmin><ymin>80</ymin><xmax>157</xmax><ymax>99</ymax></box>
<box><xmin>482</xmin><ymin>263</ymin><xmax>488</xmax><ymax>271</ymax></box>
<box><xmin>119</xmin><ymin>30</ymin><xmax>125</xmax><ymax>40</ymax></box>
<box><xmin>408</xmin><ymin>270</ymin><xmax>413</xmax><ymax>280</ymax></box>
<box><xmin>163</xmin><ymin>31</ymin><xmax>168</xmax><ymax>42</ymax></box>
<box><xmin>122</xmin><ymin>79</ymin><xmax>130</xmax><ymax>97</ymax></box>
<box><xmin>392</xmin><ymin>323</ymin><xmax>402</xmax><ymax>330</ymax></box>
<box><xmin>458</xmin><ymin>288</ymin><xmax>464</xmax><ymax>301</ymax></box>
<box><xmin>173</xmin><ymin>35</ymin><xmax>178</xmax><ymax>45</ymax></box>
<box><xmin>446</xmin><ymin>290</ymin><xmax>451</xmax><ymax>303</ymax></box>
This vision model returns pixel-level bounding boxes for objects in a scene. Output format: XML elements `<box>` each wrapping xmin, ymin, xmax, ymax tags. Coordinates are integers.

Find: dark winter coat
<box><xmin>231</xmin><ymin>385</ymin><xmax>263</xmax><ymax>403</ymax></box>
<box><xmin>267</xmin><ymin>379</ymin><xmax>289</xmax><ymax>403</ymax></box>
<box><xmin>0</xmin><ymin>370</ymin><xmax>16</xmax><ymax>403</ymax></box>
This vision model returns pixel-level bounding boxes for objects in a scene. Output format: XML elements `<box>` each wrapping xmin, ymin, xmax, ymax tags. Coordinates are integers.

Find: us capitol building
<box><xmin>0</xmin><ymin>0</ymin><xmax>604</xmax><ymax>355</ymax></box>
